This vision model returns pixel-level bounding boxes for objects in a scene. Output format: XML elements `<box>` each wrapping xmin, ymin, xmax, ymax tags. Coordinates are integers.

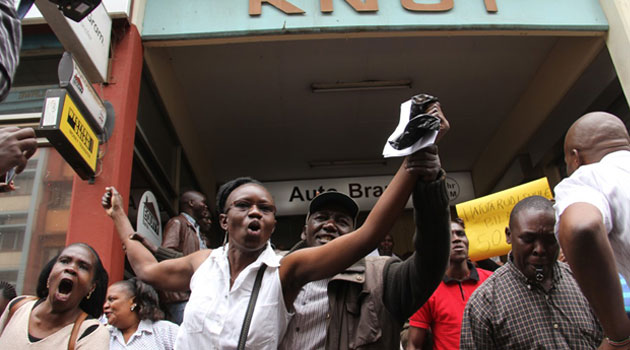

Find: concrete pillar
<box><xmin>65</xmin><ymin>25</ymin><xmax>143</xmax><ymax>283</ymax></box>
<box><xmin>600</xmin><ymin>0</ymin><xmax>630</xmax><ymax>104</ymax></box>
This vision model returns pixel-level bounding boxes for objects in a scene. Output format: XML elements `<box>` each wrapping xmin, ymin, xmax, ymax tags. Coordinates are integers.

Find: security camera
<box><xmin>48</xmin><ymin>0</ymin><xmax>101</xmax><ymax>22</ymax></box>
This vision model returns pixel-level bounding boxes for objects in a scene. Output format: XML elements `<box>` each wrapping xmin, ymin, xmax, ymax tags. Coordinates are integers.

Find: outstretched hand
<box><xmin>102</xmin><ymin>186</ymin><xmax>124</xmax><ymax>217</ymax></box>
<box><xmin>405</xmin><ymin>144</ymin><xmax>441</xmax><ymax>182</ymax></box>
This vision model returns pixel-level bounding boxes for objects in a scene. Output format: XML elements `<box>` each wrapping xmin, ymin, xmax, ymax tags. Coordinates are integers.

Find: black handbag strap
<box><xmin>237</xmin><ymin>263</ymin><xmax>267</xmax><ymax>350</ymax></box>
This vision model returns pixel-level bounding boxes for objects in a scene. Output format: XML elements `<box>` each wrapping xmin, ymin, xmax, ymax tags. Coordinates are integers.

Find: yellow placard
<box><xmin>456</xmin><ymin>178</ymin><xmax>553</xmax><ymax>261</ymax></box>
<box><xmin>59</xmin><ymin>94</ymin><xmax>98</xmax><ymax>171</ymax></box>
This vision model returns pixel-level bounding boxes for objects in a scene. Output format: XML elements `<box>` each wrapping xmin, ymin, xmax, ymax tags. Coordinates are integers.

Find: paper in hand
<box><xmin>382</xmin><ymin>99</ymin><xmax>439</xmax><ymax>158</ymax></box>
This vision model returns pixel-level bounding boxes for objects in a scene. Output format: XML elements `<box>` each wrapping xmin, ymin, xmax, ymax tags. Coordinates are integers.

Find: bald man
<box><xmin>554</xmin><ymin>111</ymin><xmax>630</xmax><ymax>349</ymax></box>
<box><xmin>159</xmin><ymin>190</ymin><xmax>209</xmax><ymax>324</ymax></box>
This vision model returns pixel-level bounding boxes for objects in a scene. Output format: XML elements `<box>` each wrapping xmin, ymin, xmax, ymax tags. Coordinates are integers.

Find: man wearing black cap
<box><xmin>279</xmin><ymin>152</ymin><xmax>451</xmax><ymax>350</ymax></box>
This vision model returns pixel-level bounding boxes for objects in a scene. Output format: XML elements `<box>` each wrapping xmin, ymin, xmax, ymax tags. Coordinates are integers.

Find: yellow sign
<box><xmin>456</xmin><ymin>178</ymin><xmax>553</xmax><ymax>261</ymax></box>
<box><xmin>59</xmin><ymin>94</ymin><xmax>98</xmax><ymax>172</ymax></box>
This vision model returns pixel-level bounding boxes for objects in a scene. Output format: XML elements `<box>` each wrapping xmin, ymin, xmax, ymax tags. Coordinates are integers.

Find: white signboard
<box><xmin>34</xmin><ymin>0</ymin><xmax>112</xmax><ymax>83</ymax></box>
<box><xmin>445</xmin><ymin>172</ymin><xmax>475</xmax><ymax>205</ymax></box>
<box><xmin>24</xmin><ymin>0</ymin><xmax>131</xmax><ymax>19</ymax></box>
<box><xmin>264</xmin><ymin>172</ymin><xmax>474</xmax><ymax>216</ymax></box>
<box><xmin>59</xmin><ymin>53</ymin><xmax>107</xmax><ymax>132</ymax></box>
<box><xmin>136</xmin><ymin>191</ymin><xmax>163</xmax><ymax>247</ymax></box>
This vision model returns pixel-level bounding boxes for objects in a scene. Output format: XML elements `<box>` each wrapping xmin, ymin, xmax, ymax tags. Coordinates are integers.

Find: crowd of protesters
<box><xmin>0</xmin><ymin>100</ymin><xmax>627</xmax><ymax>350</ymax></box>
<box><xmin>0</xmin><ymin>75</ymin><xmax>628</xmax><ymax>348</ymax></box>
<box><xmin>1</xmin><ymin>4</ymin><xmax>630</xmax><ymax>347</ymax></box>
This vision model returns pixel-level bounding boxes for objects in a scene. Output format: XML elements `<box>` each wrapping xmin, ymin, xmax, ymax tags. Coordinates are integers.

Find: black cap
<box><xmin>307</xmin><ymin>192</ymin><xmax>359</xmax><ymax>224</ymax></box>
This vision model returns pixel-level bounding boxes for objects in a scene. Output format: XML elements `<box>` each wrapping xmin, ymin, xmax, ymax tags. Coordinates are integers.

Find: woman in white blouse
<box><xmin>102</xmin><ymin>145</ymin><xmax>442</xmax><ymax>350</ymax></box>
<box><xmin>104</xmin><ymin>278</ymin><xmax>178</xmax><ymax>350</ymax></box>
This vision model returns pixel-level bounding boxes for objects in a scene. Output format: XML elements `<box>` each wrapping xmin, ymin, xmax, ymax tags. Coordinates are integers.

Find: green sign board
<box><xmin>143</xmin><ymin>0</ymin><xmax>607</xmax><ymax>40</ymax></box>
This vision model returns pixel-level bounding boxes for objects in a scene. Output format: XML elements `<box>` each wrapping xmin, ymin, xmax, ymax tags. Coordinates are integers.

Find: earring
<box><xmin>130</xmin><ymin>303</ymin><xmax>137</xmax><ymax>311</ymax></box>
<box><xmin>86</xmin><ymin>290</ymin><xmax>93</xmax><ymax>300</ymax></box>
<box><xmin>46</xmin><ymin>279</ymin><xmax>50</xmax><ymax>289</ymax></box>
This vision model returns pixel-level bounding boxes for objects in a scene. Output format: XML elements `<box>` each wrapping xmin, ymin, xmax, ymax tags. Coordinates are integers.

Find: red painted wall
<box><xmin>65</xmin><ymin>25</ymin><xmax>143</xmax><ymax>284</ymax></box>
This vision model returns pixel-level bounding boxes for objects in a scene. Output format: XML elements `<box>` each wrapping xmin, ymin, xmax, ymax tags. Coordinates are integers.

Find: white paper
<box><xmin>42</xmin><ymin>97</ymin><xmax>60</xmax><ymax>126</ymax></box>
<box><xmin>382</xmin><ymin>99</ymin><xmax>438</xmax><ymax>158</ymax></box>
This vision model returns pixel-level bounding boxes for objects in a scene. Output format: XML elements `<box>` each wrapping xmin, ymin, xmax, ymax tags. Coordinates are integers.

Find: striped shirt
<box><xmin>461</xmin><ymin>260</ymin><xmax>603</xmax><ymax>350</ymax></box>
<box><xmin>0</xmin><ymin>0</ymin><xmax>21</xmax><ymax>101</ymax></box>
<box><xmin>109</xmin><ymin>319</ymin><xmax>179</xmax><ymax>350</ymax></box>
<box><xmin>279</xmin><ymin>278</ymin><xmax>330</xmax><ymax>350</ymax></box>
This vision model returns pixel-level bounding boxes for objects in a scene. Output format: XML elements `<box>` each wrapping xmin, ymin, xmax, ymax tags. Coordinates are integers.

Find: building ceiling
<box><xmin>146</xmin><ymin>33</ymin><xmax>614</xmax><ymax>192</ymax></box>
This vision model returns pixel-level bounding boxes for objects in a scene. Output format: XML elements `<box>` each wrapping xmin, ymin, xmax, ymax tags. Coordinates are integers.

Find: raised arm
<box><xmin>102</xmin><ymin>187</ymin><xmax>208</xmax><ymax>291</ymax></box>
<box><xmin>558</xmin><ymin>202</ymin><xmax>630</xmax><ymax>349</ymax></box>
<box><xmin>280</xmin><ymin>146</ymin><xmax>440</xmax><ymax>304</ymax></box>
<box><xmin>382</xmin><ymin>168</ymin><xmax>450</xmax><ymax>323</ymax></box>
<box><xmin>129</xmin><ymin>233</ymin><xmax>184</xmax><ymax>261</ymax></box>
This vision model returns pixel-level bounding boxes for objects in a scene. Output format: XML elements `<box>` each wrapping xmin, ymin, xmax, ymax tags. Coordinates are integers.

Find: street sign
<box><xmin>38</xmin><ymin>89</ymin><xmax>99</xmax><ymax>180</ymax></box>
<box><xmin>136</xmin><ymin>191</ymin><xmax>163</xmax><ymax>247</ymax></box>
<box><xmin>35</xmin><ymin>0</ymin><xmax>112</xmax><ymax>82</ymax></box>
<box><xmin>58</xmin><ymin>52</ymin><xmax>107</xmax><ymax>133</ymax></box>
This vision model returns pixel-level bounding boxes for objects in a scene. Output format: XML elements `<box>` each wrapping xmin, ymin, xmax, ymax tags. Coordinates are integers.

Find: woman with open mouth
<box><xmin>102</xmin><ymin>149</ymin><xmax>439</xmax><ymax>350</ymax></box>
<box><xmin>101</xmin><ymin>99</ymin><xmax>447</xmax><ymax>349</ymax></box>
<box><xmin>0</xmin><ymin>243</ymin><xmax>110</xmax><ymax>349</ymax></box>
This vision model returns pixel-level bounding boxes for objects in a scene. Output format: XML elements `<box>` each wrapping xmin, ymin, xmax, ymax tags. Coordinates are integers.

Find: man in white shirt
<box><xmin>554</xmin><ymin>111</ymin><xmax>630</xmax><ymax>349</ymax></box>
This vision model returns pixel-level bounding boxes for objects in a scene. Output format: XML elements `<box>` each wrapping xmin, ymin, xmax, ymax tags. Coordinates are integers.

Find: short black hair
<box><xmin>113</xmin><ymin>278</ymin><xmax>164</xmax><ymax>322</ymax></box>
<box><xmin>179</xmin><ymin>190</ymin><xmax>206</xmax><ymax>211</ymax></box>
<box><xmin>0</xmin><ymin>281</ymin><xmax>16</xmax><ymax>300</ymax></box>
<box><xmin>452</xmin><ymin>217</ymin><xmax>465</xmax><ymax>229</ymax></box>
<box><xmin>509</xmin><ymin>196</ymin><xmax>554</xmax><ymax>229</ymax></box>
<box><xmin>216</xmin><ymin>177</ymin><xmax>263</xmax><ymax>214</ymax></box>
<box><xmin>36</xmin><ymin>243</ymin><xmax>109</xmax><ymax>318</ymax></box>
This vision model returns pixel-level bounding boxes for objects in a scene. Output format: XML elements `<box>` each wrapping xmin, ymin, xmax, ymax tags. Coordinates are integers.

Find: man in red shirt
<box><xmin>407</xmin><ymin>218</ymin><xmax>492</xmax><ymax>350</ymax></box>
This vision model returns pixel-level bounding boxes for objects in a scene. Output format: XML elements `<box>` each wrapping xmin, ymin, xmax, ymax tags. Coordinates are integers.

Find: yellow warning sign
<box><xmin>59</xmin><ymin>94</ymin><xmax>98</xmax><ymax>172</ymax></box>
<box><xmin>456</xmin><ymin>178</ymin><xmax>553</xmax><ymax>261</ymax></box>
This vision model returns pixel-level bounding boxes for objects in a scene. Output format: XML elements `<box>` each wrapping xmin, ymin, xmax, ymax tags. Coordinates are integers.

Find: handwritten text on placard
<box><xmin>456</xmin><ymin>178</ymin><xmax>552</xmax><ymax>261</ymax></box>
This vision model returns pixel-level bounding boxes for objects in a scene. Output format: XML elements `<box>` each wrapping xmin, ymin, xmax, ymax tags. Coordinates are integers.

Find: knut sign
<box><xmin>249</xmin><ymin>0</ymin><xmax>498</xmax><ymax>15</ymax></box>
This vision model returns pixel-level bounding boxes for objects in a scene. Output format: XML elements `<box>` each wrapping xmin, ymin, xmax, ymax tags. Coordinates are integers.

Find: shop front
<box><xmin>1</xmin><ymin>0</ymin><xmax>629</xmax><ymax>290</ymax></box>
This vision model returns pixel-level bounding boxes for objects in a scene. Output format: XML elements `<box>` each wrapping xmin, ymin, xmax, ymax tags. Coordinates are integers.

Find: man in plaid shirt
<box><xmin>460</xmin><ymin>196</ymin><xmax>603</xmax><ymax>350</ymax></box>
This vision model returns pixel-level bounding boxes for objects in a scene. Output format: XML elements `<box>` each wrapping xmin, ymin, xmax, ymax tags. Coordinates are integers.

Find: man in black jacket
<box><xmin>279</xmin><ymin>148</ymin><xmax>451</xmax><ymax>350</ymax></box>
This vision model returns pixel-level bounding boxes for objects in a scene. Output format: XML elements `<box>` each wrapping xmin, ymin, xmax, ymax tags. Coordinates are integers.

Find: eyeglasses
<box><xmin>226</xmin><ymin>200</ymin><xmax>276</xmax><ymax>215</ymax></box>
